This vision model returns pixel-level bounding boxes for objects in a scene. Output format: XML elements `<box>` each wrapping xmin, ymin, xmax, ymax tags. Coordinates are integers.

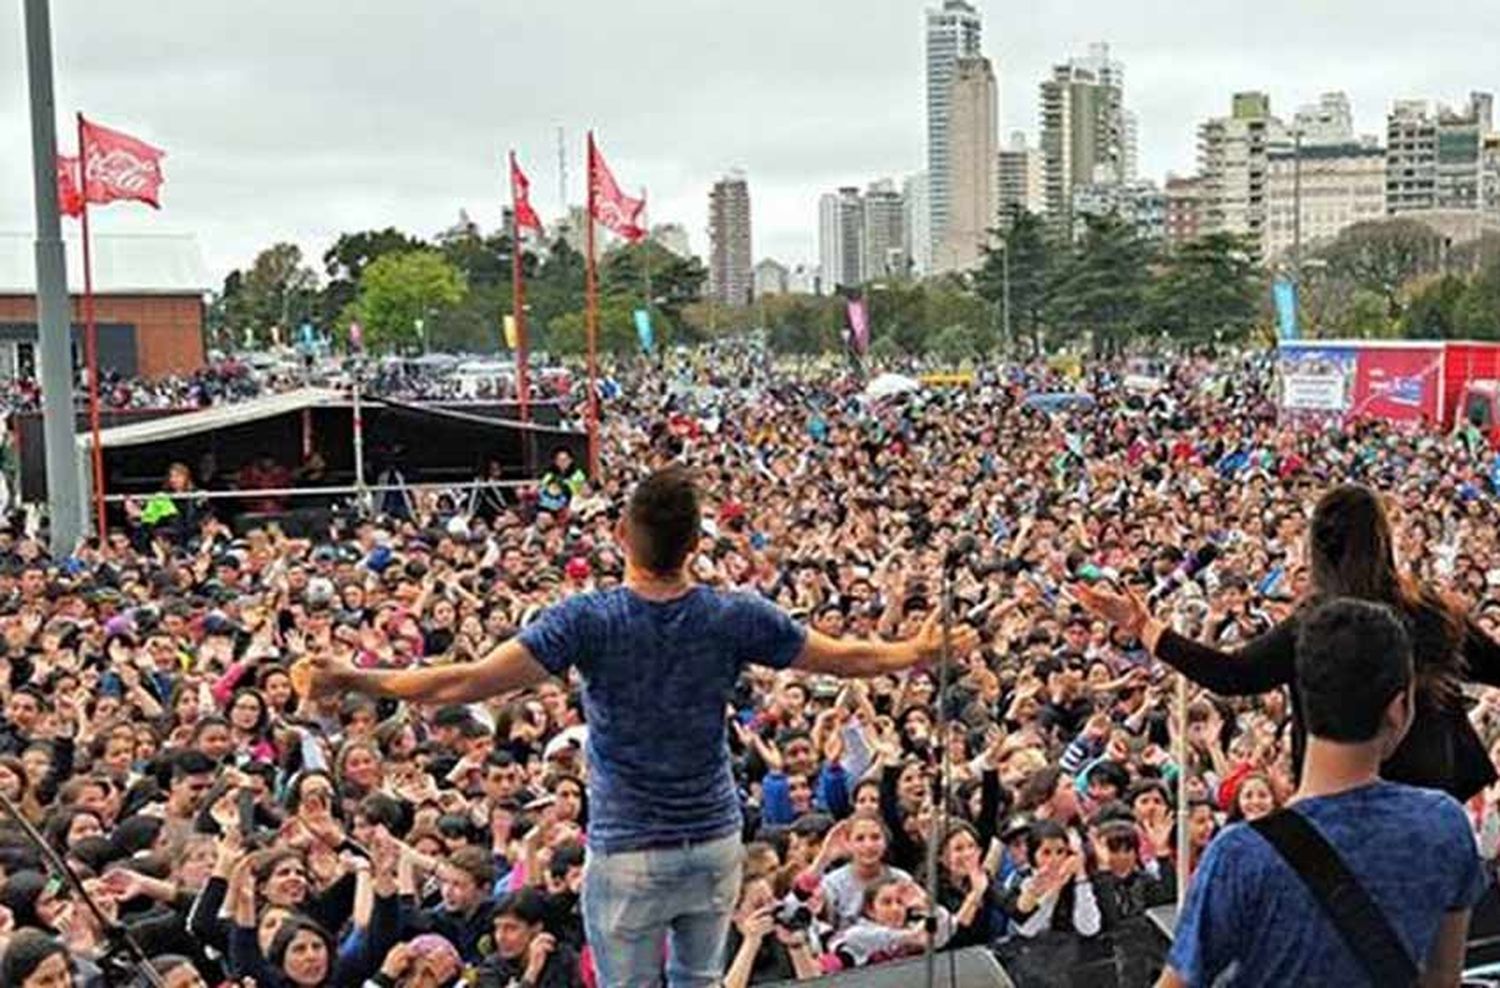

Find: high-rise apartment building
<box><xmin>935</xmin><ymin>56</ymin><xmax>998</xmax><ymax>273</ymax></box>
<box><xmin>708</xmin><ymin>172</ymin><xmax>752</xmax><ymax>305</ymax></box>
<box><xmin>925</xmin><ymin>0</ymin><xmax>983</xmax><ymax>258</ymax></box>
<box><xmin>862</xmin><ymin>180</ymin><xmax>908</xmax><ymax>281</ymax></box>
<box><xmin>1039</xmin><ymin>43</ymin><xmax>1128</xmax><ymax>226</ymax></box>
<box><xmin>1294</xmin><ymin>92</ymin><xmax>1355</xmax><ymax>146</ymax></box>
<box><xmin>1164</xmin><ymin>174</ymin><xmax>1204</xmax><ymax>245</ymax></box>
<box><xmin>997</xmin><ymin>131</ymin><xmax>1045</xmax><ymax>224</ymax></box>
<box><xmin>1387</xmin><ymin>93</ymin><xmax>1494</xmax><ymax>215</ymax></box>
<box><xmin>1264</xmin><ymin>142</ymin><xmax>1387</xmax><ymax>258</ymax></box>
<box><xmin>903</xmin><ymin>172</ymin><xmax>932</xmax><ymax>275</ymax></box>
<box><xmin>1197</xmin><ymin>92</ymin><xmax>1289</xmax><ymax>250</ymax></box>
<box><xmin>818</xmin><ymin>187</ymin><xmax>866</xmax><ymax>292</ymax></box>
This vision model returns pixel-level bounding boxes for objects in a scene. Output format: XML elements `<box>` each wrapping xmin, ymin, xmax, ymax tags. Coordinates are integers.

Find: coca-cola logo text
<box><xmin>87</xmin><ymin>150</ymin><xmax>161</xmax><ymax>194</ymax></box>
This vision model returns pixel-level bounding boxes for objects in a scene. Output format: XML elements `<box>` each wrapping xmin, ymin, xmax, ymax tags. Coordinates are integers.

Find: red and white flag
<box><xmin>587</xmin><ymin>134</ymin><xmax>645</xmax><ymax>243</ymax></box>
<box><xmin>80</xmin><ymin>117</ymin><xmax>166</xmax><ymax>208</ymax></box>
<box><xmin>510</xmin><ymin>153</ymin><xmax>543</xmax><ymax>235</ymax></box>
<box><xmin>56</xmin><ymin>156</ymin><xmax>84</xmax><ymax>218</ymax></box>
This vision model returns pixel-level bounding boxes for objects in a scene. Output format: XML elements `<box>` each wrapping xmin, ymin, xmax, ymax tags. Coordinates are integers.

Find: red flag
<box><xmin>588</xmin><ymin>136</ymin><xmax>646</xmax><ymax>243</ymax></box>
<box><xmin>57</xmin><ymin>156</ymin><xmax>84</xmax><ymax>218</ymax></box>
<box><xmin>510</xmin><ymin>154</ymin><xmax>543</xmax><ymax>235</ymax></box>
<box><xmin>80</xmin><ymin>117</ymin><xmax>166</xmax><ymax>208</ymax></box>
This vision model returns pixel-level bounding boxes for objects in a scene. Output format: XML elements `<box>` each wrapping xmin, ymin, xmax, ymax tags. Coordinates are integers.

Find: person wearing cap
<box><xmin>303</xmin><ymin>464</ymin><xmax>978</xmax><ymax>988</ymax></box>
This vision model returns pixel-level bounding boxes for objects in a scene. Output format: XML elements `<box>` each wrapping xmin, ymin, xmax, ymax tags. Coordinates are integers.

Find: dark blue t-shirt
<box><xmin>518</xmin><ymin>586</ymin><xmax>806</xmax><ymax>852</ymax></box>
<box><xmin>1169</xmin><ymin>781</ymin><xmax>1488</xmax><ymax>987</ymax></box>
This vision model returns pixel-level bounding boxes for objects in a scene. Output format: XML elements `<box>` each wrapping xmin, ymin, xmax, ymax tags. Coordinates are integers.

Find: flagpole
<box><xmin>509</xmin><ymin>151</ymin><xmax>531</xmax><ymax>425</ymax></box>
<box><xmin>584</xmin><ymin>132</ymin><xmax>601</xmax><ymax>479</ymax></box>
<box><xmin>77</xmin><ymin>113</ymin><xmax>106</xmax><ymax>538</ymax></box>
<box><xmin>641</xmin><ymin>187</ymin><xmax>655</xmax><ymax>369</ymax></box>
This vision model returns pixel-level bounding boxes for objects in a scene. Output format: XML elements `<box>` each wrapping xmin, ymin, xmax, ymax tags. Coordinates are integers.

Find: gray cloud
<box><xmin>1</xmin><ymin>0</ymin><xmax>1496</xmax><ymax>286</ymax></box>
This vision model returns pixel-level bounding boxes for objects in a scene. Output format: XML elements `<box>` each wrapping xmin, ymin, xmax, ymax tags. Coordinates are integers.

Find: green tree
<box><xmin>526</xmin><ymin>239</ymin><xmax>586</xmax><ymax>353</ymax></box>
<box><xmin>601</xmin><ymin>240</ymin><xmax>707</xmax><ymax>344</ymax></box>
<box><xmin>1045</xmin><ymin>215</ymin><xmax>1154</xmax><ymax>355</ymax></box>
<box><xmin>438</xmin><ymin>227</ymin><xmax>510</xmax><ymax>289</ymax></box>
<box><xmin>351</xmin><ymin>249</ymin><xmax>466</xmax><ymax>352</ymax></box>
<box><xmin>1455</xmin><ymin>259</ymin><xmax>1500</xmax><ymax>340</ymax></box>
<box><xmin>928</xmin><ymin>323</ymin><xmax>982</xmax><ymax>365</ymax></box>
<box><xmin>869</xmin><ymin>334</ymin><xmax>902</xmax><ymax>364</ymax></box>
<box><xmin>1316</xmin><ymin>218</ymin><xmax>1443</xmax><ymax>322</ymax></box>
<box><xmin>319</xmin><ymin>228</ymin><xmax>426</xmax><ymax>329</ymax></box>
<box><xmin>761</xmin><ymin>295</ymin><xmax>843</xmax><ymax>354</ymax></box>
<box><xmin>1335</xmin><ymin>288</ymin><xmax>1398</xmax><ymax>339</ymax></box>
<box><xmin>211</xmin><ymin>243</ymin><xmax>320</xmax><ymax>347</ymax></box>
<box><xmin>545</xmin><ymin>295</ymin><xmax>640</xmax><ymax>355</ymax></box>
<box><xmin>1401</xmin><ymin>274</ymin><xmax>1469</xmax><ymax>339</ymax></box>
<box><xmin>1145</xmin><ymin>233</ymin><xmax>1263</xmax><ymax>344</ymax></box>
<box><xmin>977</xmin><ymin>209</ymin><xmax>1055</xmax><ymax>358</ymax></box>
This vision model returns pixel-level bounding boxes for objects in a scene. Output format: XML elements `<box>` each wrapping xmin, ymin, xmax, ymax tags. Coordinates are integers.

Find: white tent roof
<box><xmin>80</xmin><ymin>387</ymin><xmax>585</xmax><ymax>450</ymax></box>
<box><xmin>0</xmin><ymin>232</ymin><xmax>211</xmax><ymax>295</ymax></box>
<box><xmin>78</xmin><ymin>388</ymin><xmax>345</xmax><ymax>450</ymax></box>
<box><xmin>864</xmin><ymin>372</ymin><xmax>923</xmax><ymax>398</ymax></box>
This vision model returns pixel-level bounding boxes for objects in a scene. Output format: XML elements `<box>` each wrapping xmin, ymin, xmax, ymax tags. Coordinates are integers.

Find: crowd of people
<box><xmin>0</xmin><ymin>349</ymin><xmax>1497</xmax><ymax>987</ymax></box>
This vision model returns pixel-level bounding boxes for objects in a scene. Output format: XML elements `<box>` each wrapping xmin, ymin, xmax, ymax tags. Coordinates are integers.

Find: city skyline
<box><xmin>2</xmin><ymin>0</ymin><xmax>1498</xmax><ymax>283</ymax></box>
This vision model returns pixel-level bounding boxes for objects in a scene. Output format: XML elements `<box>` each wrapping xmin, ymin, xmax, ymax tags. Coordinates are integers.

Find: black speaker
<box><xmin>761</xmin><ymin>946</ymin><xmax>1013</xmax><ymax>988</ymax></box>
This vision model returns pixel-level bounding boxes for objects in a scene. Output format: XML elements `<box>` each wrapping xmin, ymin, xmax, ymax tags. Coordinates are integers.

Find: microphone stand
<box><xmin>0</xmin><ymin>788</ymin><xmax>166</xmax><ymax>987</ymax></box>
<box><xmin>924</xmin><ymin>556</ymin><xmax>957</xmax><ymax>988</ymax></box>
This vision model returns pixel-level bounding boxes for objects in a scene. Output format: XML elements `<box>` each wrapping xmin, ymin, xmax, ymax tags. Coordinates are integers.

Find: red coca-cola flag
<box><xmin>56</xmin><ymin>156</ymin><xmax>84</xmax><ymax>218</ymax></box>
<box><xmin>587</xmin><ymin>134</ymin><xmax>645</xmax><ymax>243</ymax></box>
<box><xmin>510</xmin><ymin>153</ymin><xmax>542</xmax><ymax>234</ymax></box>
<box><xmin>80</xmin><ymin>117</ymin><xmax>166</xmax><ymax>208</ymax></box>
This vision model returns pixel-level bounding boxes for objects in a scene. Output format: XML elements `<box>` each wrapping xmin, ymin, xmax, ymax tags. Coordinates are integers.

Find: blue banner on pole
<box><xmin>1272</xmin><ymin>278</ymin><xmax>1299</xmax><ymax>341</ymax></box>
<box><xmin>633</xmin><ymin>309</ymin><xmax>654</xmax><ymax>354</ymax></box>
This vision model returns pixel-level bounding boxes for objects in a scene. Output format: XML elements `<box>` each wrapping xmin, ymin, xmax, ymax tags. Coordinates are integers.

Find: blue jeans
<box><xmin>582</xmin><ymin>833</ymin><xmax>743</xmax><ymax>987</ymax></box>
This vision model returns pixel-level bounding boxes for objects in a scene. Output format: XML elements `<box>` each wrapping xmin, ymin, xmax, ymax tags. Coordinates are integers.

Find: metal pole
<box><xmin>77</xmin><ymin>115</ymin><xmax>106</xmax><ymax>539</ymax></box>
<box><xmin>23</xmin><ymin>0</ymin><xmax>84</xmax><ymax>554</ymax></box>
<box><xmin>1290</xmin><ymin>128</ymin><xmax>1302</xmax><ymax>289</ymax></box>
<box><xmin>1002</xmin><ymin>241</ymin><xmax>1012</xmax><ymax>361</ymax></box>
<box><xmin>1174</xmin><ymin>670</ymin><xmax>1191</xmax><ymax>911</ymax></box>
<box><xmin>350</xmin><ymin>356</ymin><xmax>368</xmax><ymax>513</ymax></box>
<box><xmin>584</xmin><ymin>132</ymin><xmax>601</xmax><ymax>479</ymax></box>
<box><xmin>510</xmin><ymin>151</ymin><xmax>531</xmax><ymax>424</ymax></box>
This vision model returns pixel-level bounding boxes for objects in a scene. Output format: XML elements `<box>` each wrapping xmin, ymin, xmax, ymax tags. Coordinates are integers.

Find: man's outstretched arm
<box><xmin>302</xmin><ymin>638</ymin><xmax>550</xmax><ymax>705</ymax></box>
<box><xmin>792</xmin><ymin>611</ymin><xmax>978</xmax><ymax>678</ymax></box>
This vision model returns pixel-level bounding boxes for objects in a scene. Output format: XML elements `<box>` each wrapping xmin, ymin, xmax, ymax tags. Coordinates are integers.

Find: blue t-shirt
<box><xmin>1169</xmin><ymin>781</ymin><xmax>1488</xmax><ymax>987</ymax></box>
<box><xmin>518</xmin><ymin>586</ymin><xmax>807</xmax><ymax>852</ymax></box>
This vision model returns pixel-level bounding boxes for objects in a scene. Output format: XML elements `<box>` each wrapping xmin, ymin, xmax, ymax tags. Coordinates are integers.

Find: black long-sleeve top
<box><xmin>1155</xmin><ymin>615</ymin><xmax>1500</xmax><ymax>801</ymax></box>
<box><xmin>188</xmin><ymin>871</ymin><xmax>358</xmax><ymax>958</ymax></box>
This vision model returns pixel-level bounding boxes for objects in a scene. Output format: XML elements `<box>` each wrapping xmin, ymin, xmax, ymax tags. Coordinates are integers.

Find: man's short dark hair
<box><xmin>1296</xmin><ymin>598</ymin><xmax>1413</xmax><ymax>743</ymax></box>
<box><xmin>171</xmin><ymin>749</ymin><xmax>216</xmax><ymax>781</ymax></box>
<box><xmin>626</xmin><ymin>465</ymin><xmax>700</xmax><ymax>574</ymax></box>
<box><xmin>494</xmin><ymin>886</ymin><xmax>548</xmax><ymax>925</ymax></box>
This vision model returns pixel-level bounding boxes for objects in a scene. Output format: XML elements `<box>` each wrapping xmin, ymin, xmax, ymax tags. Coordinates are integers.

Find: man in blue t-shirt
<box><xmin>305</xmin><ymin>464</ymin><xmax>978</xmax><ymax>987</ymax></box>
<box><xmin>1161</xmin><ymin>598</ymin><xmax>1486</xmax><ymax>988</ymax></box>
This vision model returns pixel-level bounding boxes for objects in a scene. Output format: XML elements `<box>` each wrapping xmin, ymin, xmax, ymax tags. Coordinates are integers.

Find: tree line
<box><xmin>206</xmin><ymin>209</ymin><xmax>1500</xmax><ymax>360</ymax></box>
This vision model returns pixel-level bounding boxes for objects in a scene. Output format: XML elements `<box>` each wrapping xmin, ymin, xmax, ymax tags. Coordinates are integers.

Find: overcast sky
<box><xmin>3</xmin><ymin>0</ymin><xmax>1497</xmax><ymax>287</ymax></box>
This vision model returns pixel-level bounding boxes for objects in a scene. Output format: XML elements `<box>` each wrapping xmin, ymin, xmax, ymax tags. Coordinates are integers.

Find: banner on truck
<box><xmin>1351</xmin><ymin>346</ymin><xmax>1443</xmax><ymax>424</ymax></box>
<box><xmin>1279</xmin><ymin>346</ymin><xmax>1356</xmax><ymax>414</ymax></box>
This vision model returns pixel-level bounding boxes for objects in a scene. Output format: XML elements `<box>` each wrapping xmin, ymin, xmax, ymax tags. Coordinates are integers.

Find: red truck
<box><xmin>1277</xmin><ymin>340</ymin><xmax>1500</xmax><ymax>447</ymax></box>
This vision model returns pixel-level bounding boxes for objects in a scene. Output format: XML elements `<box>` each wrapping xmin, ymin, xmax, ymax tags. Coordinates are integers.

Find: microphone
<box><xmin>943</xmin><ymin>535</ymin><xmax>979</xmax><ymax>571</ymax></box>
<box><xmin>1148</xmin><ymin>543</ymin><xmax>1221</xmax><ymax>604</ymax></box>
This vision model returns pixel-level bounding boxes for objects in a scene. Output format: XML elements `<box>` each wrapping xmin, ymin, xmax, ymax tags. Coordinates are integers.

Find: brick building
<box><xmin>0</xmin><ymin>233</ymin><xmax>210</xmax><ymax>379</ymax></box>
